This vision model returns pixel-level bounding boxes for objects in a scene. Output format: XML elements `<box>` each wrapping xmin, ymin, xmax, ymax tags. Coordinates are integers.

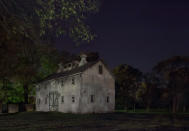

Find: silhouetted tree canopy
<box><xmin>0</xmin><ymin>0</ymin><xmax>100</xmax><ymax>44</ymax></box>
<box><xmin>153</xmin><ymin>56</ymin><xmax>189</xmax><ymax>112</ymax></box>
<box><xmin>113</xmin><ymin>64</ymin><xmax>143</xmax><ymax>110</ymax></box>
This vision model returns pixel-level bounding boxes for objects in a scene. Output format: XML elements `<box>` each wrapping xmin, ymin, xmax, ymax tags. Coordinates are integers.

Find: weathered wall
<box><xmin>36</xmin><ymin>73</ymin><xmax>82</xmax><ymax>113</ymax></box>
<box><xmin>58</xmin><ymin>74</ymin><xmax>81</xmax><ymax>113</ymax></box>
<box><xmin>36</xmin><ymin>61</ymin><xmax>115</xmax><ymax>114</ymax></box>
<box><xmin>36</xmin><ymin>81</ymin><xmax>49</xmax><ymax>112</ymax></box>
<box><xmin>79</xmin><ymin>61</ymin><xmax>115</xmax><ymax>113</ymax></box>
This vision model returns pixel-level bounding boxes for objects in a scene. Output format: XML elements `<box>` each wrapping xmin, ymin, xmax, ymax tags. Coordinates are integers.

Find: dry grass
<box><xmin>0</xmin><ymin>112</ymin><xmax>189</xmax><ymax>131</ymax></box>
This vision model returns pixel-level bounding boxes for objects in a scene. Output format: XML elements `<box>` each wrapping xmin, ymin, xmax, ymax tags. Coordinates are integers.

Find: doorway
<box><xmin>49</xmin><ymin>91</ymin><xmax>59</xmax><ymax>111</ymax></box>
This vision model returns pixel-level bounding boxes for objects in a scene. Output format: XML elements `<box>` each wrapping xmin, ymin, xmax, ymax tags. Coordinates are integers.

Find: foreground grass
<box><xmin>0</xmin><ymin>111</ymin><xmax>189</xmax><ymax>131</ymax></box>
<box><xmin>117</xmin><ymin>109</ymin><xmax>189</xmax><ymax>114</ymax></box>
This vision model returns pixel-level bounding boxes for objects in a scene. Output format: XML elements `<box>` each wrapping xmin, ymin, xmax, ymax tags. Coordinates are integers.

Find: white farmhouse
<box><xmin>35</xmin><ymin>53</ymin><xmax>115</xmax><ymax>113</ymax></box>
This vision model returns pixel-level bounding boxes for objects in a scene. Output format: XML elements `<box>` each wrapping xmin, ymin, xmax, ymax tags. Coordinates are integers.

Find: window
<box><xmin>61</xmin><ymin>80</ymin><xmax>64</xmax><ymax>86</ymax></box>
<box><xmin>107</xmin><ymin>96</ymin><xmax>109</xmax><ymax>103</ymax></box>
<box><xmin>36</xmin><ymin>86</ymin><xmax>40</xmax><ymax>91</ymax></box>
<box><xmin>61</xmin><ymin>96</ymin><xmax>64</xmax><ymax>103</ymax></box>
<box><xmin>55</xmin><ymin>80</ymin><xmax>59</xmax><ymax>85</ymax></box>
<box><xmin>45</xmin><ymin>97</ymin><xmax>47</xmax><ymax>104</ymax></box>
<box><xmin>91</xmin><ymin>95</ymin><xmax>94</xmax><ymax>103</ymax></box>
<box><xmin>99</xmin><ymin>65</ymin><xmax>103</xmax><ymax>74</ymax></box>
<box><xmin>37</xmin><ymin>99</ymin><xmax>41</xmax><ymax>105</ymax></box>
<box><xmin>72</xmin><ymin>78</ymin><xmax>75</xmax><ymax>85</ymax></box>
<box><xmin>72</xmin><ymin>96</ymin><xmax>75</xmax><ymax>103</ymax></box>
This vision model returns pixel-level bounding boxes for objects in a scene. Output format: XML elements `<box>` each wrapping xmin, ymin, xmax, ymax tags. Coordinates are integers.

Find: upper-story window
<box><xmin>72</xmin><ymin>77</ymin><xmax>75</xmax><ymax>85</ymax></box>
<box><xmin>72</xmin><ymin>96</ymin><xmax>75</xmax><ymax>103</ymax></box>
<box><xmin>44</xmin><ymin>85</ymin><xmax>47</xmax><ymax>89</ymax></box>
<box><xmin>36</xmin><ymin>87</ymin><xmax>40</xmax><ymax>91</ymax></box>
<box><xmin>99</xmin><ymin>65</ymin><xmax>103</xmax><ymax>74</ymax></box>
<box><xmin>61</xmin><ymin>80</ymin><xmax>64</xmax><ymax>86</ymax></box>
<box><xmin>55</xmin><ymin>80</ymin><xmax>59</xmax><ymax>85</ymax></box>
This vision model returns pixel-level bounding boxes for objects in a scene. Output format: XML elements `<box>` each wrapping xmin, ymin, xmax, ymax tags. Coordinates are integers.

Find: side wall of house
<box><xmin>36</xmin><ymin>82</ymin><xmax>50</xmax><ymax>112</ymax></box>
<box><xmin>36</xmin><ymin>74</ymin><xmax>82</xmax><ymax>113</ymax></box>
<box><xmin>79</xmin><ymin>61</ymin><xmax>115</xmax><ymax>113</ymax></box>
<box><xmin>58</xmin><ymin>74</ymin><xmax>82</xmax><ymax>113</ymax></box>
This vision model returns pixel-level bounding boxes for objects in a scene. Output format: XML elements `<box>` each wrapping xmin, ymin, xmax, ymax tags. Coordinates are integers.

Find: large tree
<box><xmin>36</xmin><ymin>0</ymin><xmax>100</xmax><ymax>43</ymax></box>
<box><xmin>153</xmin><ymin>56</ymin><xmax>189</xmax><ymax>112</ymax></box>
<box><xmin>113</xmin><ymin>64</ymin><xmax>143</xmax><ymax>110</ymax></box>
<box><xmin>0</xmin><ymin>0</ymin><xmax>100</xmax><ymax>44</ymax></box>
<box><xmin>0</xmin><ymin>0</ymin><xmax>101</xmax><ymax>104</ymax></box>
<box><xmin>138</xmin><ymin>73</ymin><xmax>161</xmax><ymax>112</ymax></box>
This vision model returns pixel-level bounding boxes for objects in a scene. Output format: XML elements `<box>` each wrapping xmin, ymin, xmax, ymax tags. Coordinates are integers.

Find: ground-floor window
<box><xmin>107</xmin><ymin>96</ymin><xmax>109</xmax><ymax>103</ymax></box>
<box><xmin>45</xmin><ymin>97</ymin><xmax>48</xmax><ymax>104</ymax></box>
<box><xmin>37</xmin><ymin>99</ymin><xmax>41</xmax><ymax>105</ymax></box>
<box><xmin>61</xmin><ymin>80</ymin><xmax>64</xmax><ymax>87</ymax></box>
<box><xmin>61</xmin><ymin>96</ymin><xmax>64</xmax><ymax>103</ymax></box>
<box><xmin>91</xmin><ymin>95</ymin><xmax>94</xmax><ymax>103</ymax></box>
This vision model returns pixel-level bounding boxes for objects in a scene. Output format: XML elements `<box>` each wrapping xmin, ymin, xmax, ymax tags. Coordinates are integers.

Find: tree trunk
<box><xmin>2</xmin><ymin>78</ymin><xmax>8</xmax><ymax>103</ymax></box>
<box><xmin>124</xmin><ymin>96</ymin><xmax>128</xmax><ymax>111</ymax></box>
<box><xmin>172</xmin><ymin>96</ymin><xmax>177</xmax><ymax>113</ymax></box>
<box><xmin>183</xmin><ymin>105</ymin><xmax>186</xmax><ymax>113</ymax></box>
<box><xmin>24</xmin><ymin>84</ymin><xmax>29</xmax><ymax>104</ymax></box>
<box><xmin>146</xmin><ymin>105</ymin><xmax>150</xmax><ymax>112</ymax></box>
<box><xmin>176</xmin><ymin>94</ymin><xmax>183</xmax><ymax>112</ymax></box>
<box><xmin>146</xmin><ymin>99</ymin><xmax>151</xmax><ymax>112</ymax></box>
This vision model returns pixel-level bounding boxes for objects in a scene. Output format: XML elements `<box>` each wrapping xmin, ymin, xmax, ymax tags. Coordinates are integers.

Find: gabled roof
<box><xmin>37</xmin><ymin>59</ymin><xmax>114</xmax><ymax>84</ymax></box>
<box><xmin>38</xmin><ymin>60</ymin><xmax>99</xmax><ymax>83</ymax></box>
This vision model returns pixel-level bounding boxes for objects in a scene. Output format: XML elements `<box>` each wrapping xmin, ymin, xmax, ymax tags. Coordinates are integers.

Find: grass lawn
<box><xmin>0</xmin><ymin>111</ymin><xmax>189</xmax><ymax>131</ymax></box>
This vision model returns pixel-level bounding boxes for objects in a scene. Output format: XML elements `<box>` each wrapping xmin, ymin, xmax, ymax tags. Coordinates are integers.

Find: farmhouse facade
<box><xmin>35</xmin><ymin>54</ymin><xmax>115</xmax><ymax>113</ymax></box>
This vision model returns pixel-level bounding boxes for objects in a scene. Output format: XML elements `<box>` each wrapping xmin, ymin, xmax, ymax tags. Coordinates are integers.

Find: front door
<box><xmin>49</xmin><ymin>91</ymin><xmax>59</xmax><ymax>111</ymax></box>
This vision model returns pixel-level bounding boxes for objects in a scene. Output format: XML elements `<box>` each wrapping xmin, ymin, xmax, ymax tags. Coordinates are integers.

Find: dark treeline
<box><xmin>113</xmin><ymin>56</ymin><xmax>189</xmax><ymax>113</ymax></box>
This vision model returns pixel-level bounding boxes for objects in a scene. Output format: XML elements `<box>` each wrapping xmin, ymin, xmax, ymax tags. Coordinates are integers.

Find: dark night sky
<box><xmin>56</xmin><ymin>0</ymin><xmax>189</xmax><ymax>72</ymax></box>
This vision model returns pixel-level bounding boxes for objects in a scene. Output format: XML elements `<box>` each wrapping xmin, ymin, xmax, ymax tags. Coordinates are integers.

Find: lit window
<box><xmin>107</xmin><ymin>96</ymin><xmax>109</xmax><ymax>103</ymax></box>
<box><xmin>72</xmin><ymin>78</ymin><xmax>75</xmax><ymax>85</ymax></box>
<box><xmin>91</xmin><ymin>95</ymin><xmax>94</xmax><ymax>103</ymax></box>
<box><xmin>99</xmin><ymin>65</ymin><xmax>103</xmax><ymax>74</ymax></box>
<box><xmin>72</xmin><ymin>96</ymin><xmax>75</xmax><ymax>103</ymax></box>
<box><xmin>61</xmin><ymin>96</ymin><xmax>64</xmax><ymax>103</ymax></box>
